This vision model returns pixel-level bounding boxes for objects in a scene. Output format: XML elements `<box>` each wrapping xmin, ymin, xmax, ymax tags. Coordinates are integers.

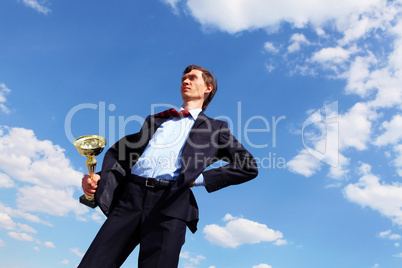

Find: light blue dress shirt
<box><xmin>131</xmin><ymin>108</ymin><xmax>205</xmax><ymax>186</ymax></box>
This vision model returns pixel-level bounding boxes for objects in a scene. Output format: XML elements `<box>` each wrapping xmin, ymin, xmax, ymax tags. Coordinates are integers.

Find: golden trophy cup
<box><xmin>74</xmin><ymin>135</ymin><xmax>107</xmax><ymax>208</ymax></box>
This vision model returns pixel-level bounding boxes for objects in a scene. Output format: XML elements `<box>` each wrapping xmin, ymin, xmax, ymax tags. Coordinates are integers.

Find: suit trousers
<box><xmin>78</xmin><ymin>180</ymin><xmax>187</xmax><ymax>268</ymax></box>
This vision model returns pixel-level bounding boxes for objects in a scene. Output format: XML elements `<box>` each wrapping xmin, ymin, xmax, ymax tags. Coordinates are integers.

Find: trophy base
<box><xmin>79</xmin><ymin>194</ymin><xmax>97</xmax><ymax>208</ymax></box>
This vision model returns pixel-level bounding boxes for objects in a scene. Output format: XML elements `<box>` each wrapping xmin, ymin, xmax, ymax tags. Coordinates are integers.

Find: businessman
<box><xmin>79</xmin><ymin>65</ymin><xmax>258</xmax><ymax>268</ymax></box>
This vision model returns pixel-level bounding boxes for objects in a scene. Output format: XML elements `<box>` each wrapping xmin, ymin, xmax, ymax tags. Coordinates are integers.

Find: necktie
<box><xmin>154</xmin><ymin>108</ymin><xmax>191</xmax><ymax>118</ymax></box>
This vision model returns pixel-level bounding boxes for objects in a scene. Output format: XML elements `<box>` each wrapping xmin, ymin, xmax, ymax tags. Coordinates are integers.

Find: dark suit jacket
<box><xmin>94</xmin><ymin>111</ymin><xmax>258</xmax><ymax>233</ymax></box>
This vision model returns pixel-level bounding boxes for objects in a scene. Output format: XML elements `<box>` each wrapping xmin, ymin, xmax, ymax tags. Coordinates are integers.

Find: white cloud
<box><xmin>343</xmin><ymin>172</ymin><xmax>402</xmax><ymax>225</ymax></box>
<box><xmin>379</xmin><ymin>229</ymin><xmax>401</xmax><ymax>240</ymax></box>
<box><xmin>0</xmin><ymin>211</ymin><xmax>38</xmax><ymax>239</ymax></box>
<box><xmin>265</xmin><ymin>63</ymin><xmax>276</xmax><ymax>73</ymax></box>
<box><xmin>393</xmin><ymin>252</ymin><xmax>402</xmax><ymax>258</ymax></box>
<box><xmin>180</xmin><ymin>251</ymin><xmax>191</xmax><ymax>259</ymax></box>
<box><xmin>183</xmin><ymin>0</ymin><xmax>383</xmax><ymax>34</ymax></box>
<box><xmin>290</xmin><ymin>64</ymin><xmax>317</xmax><ymax>76</ymax></box>
<box><xmin>203</xmin><ymin>214</ymin><xmax>284</xmax><ymax>248</ymax></box>
<box><xmin>264</xmin><ymin>42</ymin><xmax>279</xmax><ymax>54</ymax></box>
<box><xmin>162</xmin><ymin>0</ymin><xmax>181</xmax><ymax>13</ymax></box>
<box><xmin>70</xmin><ymin>247</ymin><xmax>85</xmax><ymax>258</ymax></box>
<box><xmin>288</xmin><ymin>33</ymin><xmax>310</xmax><ymax>53</ymax></box>
<box><xmin>311</xmin><ymin>46</ymin><xmax>352</xmax><ymax>64</ymax></box>
<box><xmin>357</xmin><ymin>162</ymin><xmax>371</xmax><ymax>176</ymax></box>
<box><xmin>288</xmin><ymin>102</ymin><xmax>339</xmax><ymax>177</ymax></box>
<box><xmin>288</xmin><ymin>100</ymin><xmax>375</xmax><ymax>179</ymax></box>
<box><xmin>394</xmin><ymin>144</ymin><xmax>402</xmax><ymax>176</ymax></box>
<box><xmin>287</xmin><ymin>149</ymin><xmax>321</xmax><ymax>177</ymax></box>
<box><xmin>17</xmin><ymin>185</ymin><xmax>86</xmax><ymax>217</ymax></box>
<box><xmin>0</xmin><ymin>126</ymin><xmax>82</xmax><ymax>188</ymax></box>
<box><xmin>345</xmin><ymin>54</ymin><xmax>378</xmax><ymax>97</ymax></box>
<box><xmin>338</xmin><ymin>102</ymin><xmax>375</xmax><ymax>151</ymax></box>
<box><xmin>0</xmin><ymin>83</ymin><xmax>11</xmax><ymax>114</ymax></box>
<box><xmin>0</xmin><ymin>212</ymin><xmax>16</xmax><ymax>230</ymax></box>
<box><xmin>379</xmin><ymin>229</ymin><xmax>392</xmax><ymax>238</ymax></box>
<box><xmin>44</xmin><ymin>241</ymin><xmax>55</xmax><ymax>248</ymax></box>
<box><xmin>355</xmin><ymin>21</ymin><xmax>402</xmax><ymax>110</ymax></box>
<box><xmin>373</xmin><ymin>115</ymin><xmax>402</xmax><ymax>176</ymax></box>
<box><xmin>17</xmin><ymin>223</ymin><xmax>37</xmax><ymax>234</ymax></box>
<box><xmin>180</xmin><ymin>251</ymin><xmax>206</xmax><ymax>267</ymax></box>
<box><xmin>8</xmin><ymin>231</ymin><xmax>34</xmax><ymax>242</ymax></box>
<box><xmin>0</xmin><ymin>126</ymin><xmax>83</xmax><ymax>188</ymax></box>
<box><xmin>328</xmin><ymin>153</ymin><xmax>350</xmax><ymax>179</ymax></box>
<box><xmin>60</xmin><ymin>259</ymin><xmax>70</xmax><ymax>265</ymax></box>
<box><xmin>0</xmin><ymin>239</ymin><xmax>5</xmax><ymax>247</ymax></box>
<box><xmin>0</xmin><ymin>203</ymin><xmax>52</xmax><ymax>226</ymax></box>
<box><xmin>287</xmin><ymin>6</ymin><xmax>402</xmax><ymax>180</ymax></box>
<box><xmin>273</xmin><ymin>239</ymin><xmax>288</xmax><ymax>246</ymax></box>
<box><xmin>374</xmin><ymin>115</ymin><xmax>402</xmax><ymax>146</ymax></box>
<box><xmin>337</xmin><ymin>2</ymin><xmax>397</xmax><ymax>45</ymax></box>
<box><xmin>91</xmin><ymin>210</ymin><xmax>106</xmax><ymax>223</ymax></box>
<box><xmin>390</xmin><ymin>234</ymin><xmax>402</xmax><ymax>240</ymax></box>
<box><xmin>253</xmin><ymin>265</ymin><xmax>272</xmax><ymax>268</ymax></box>
<box><xmin>0</xmin><ymin>172</ymin><xmax>14</xmax><ymax>188</ymax></box>
<box><xmin>0</xmin><ymin>126</ymin><xmax>86</xmax><ymax>217</ymax></box>
<box><xmin>22</xmin><ymin>0</ymin><xmax>51</xmax><ymax>15</ymax></box>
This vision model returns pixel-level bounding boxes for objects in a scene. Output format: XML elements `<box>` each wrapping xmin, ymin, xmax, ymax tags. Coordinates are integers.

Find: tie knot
<box><xmin>154</xmin><ymin>108</ymin><xmax>191</xmax><ymax>118</ymax></box>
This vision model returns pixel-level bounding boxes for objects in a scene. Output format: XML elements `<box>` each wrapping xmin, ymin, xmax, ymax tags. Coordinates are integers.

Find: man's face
<box><xmin>180</xmin><ymin>69</ymin><xmax>212</xmax><ymax>103</ymax></box>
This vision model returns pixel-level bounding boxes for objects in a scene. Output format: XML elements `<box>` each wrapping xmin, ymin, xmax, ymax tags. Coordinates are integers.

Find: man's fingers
<box><xmin>83</xmin><ymin>188</ymin><xmax>96</xmax><ymax>196</ymax></box>
<box><xmin>81</xmin><ymin>174</ymin><xmax>100</xmax><ymax>194</ymax></box>
<box><xmin>92</xmin><ymin>174</ymin><xmax>100</xmax><ymax>183</ymax></box>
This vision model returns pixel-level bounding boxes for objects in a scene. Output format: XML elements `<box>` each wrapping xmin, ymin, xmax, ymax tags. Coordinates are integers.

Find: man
<box><xmin>79</xmin><ymin>65</ymin><xmax>258</xmax><ymax>268</ymax></box>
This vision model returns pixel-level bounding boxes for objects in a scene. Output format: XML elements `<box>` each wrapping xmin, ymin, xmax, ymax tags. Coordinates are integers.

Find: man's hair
<box><xmin>183</xmin><ymin>65</ymin><xmax>218</xmax><ymax>111</ymax></box>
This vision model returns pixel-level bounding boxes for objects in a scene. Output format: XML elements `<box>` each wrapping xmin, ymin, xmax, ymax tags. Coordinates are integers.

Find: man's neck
<box><xmin>182</xmin><ymin>100</ymin><xmax>203</xmax><ymax>111</ymax></box>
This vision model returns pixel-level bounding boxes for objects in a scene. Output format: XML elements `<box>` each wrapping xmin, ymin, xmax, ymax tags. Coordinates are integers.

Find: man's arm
<box><xmin>79</xmin><ymin>115</ymin><xmax>152</xmax><ymax>213</ymax></box>
<box><xmin>202</xmin><ymin>121</ymin><xmax>258</xmax><ymax>192</ymax></box>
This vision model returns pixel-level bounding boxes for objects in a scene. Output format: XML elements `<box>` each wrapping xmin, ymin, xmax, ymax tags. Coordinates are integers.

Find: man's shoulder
<box><xmin>200</xmin><ymin>113</ymin><xmax>229</xmax><ymax>129</ymax></box>
<box><xmin>202</xmin><ymin>113</ymin><xmax>225</xmax><ymax>123</ymax></box>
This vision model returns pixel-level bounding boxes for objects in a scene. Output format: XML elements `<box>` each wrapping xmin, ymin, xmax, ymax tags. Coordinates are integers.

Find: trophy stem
<box><xmin>86</xmin><ymin>156</ymin><xmax>97</xmax><ymax>175</ymax></box>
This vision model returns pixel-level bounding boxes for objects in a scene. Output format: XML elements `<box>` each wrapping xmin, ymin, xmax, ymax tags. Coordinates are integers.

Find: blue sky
<box><xmin>1</xmin><ymin>0</ymin><xmax>402</xmax><ymax>267</ymax></box>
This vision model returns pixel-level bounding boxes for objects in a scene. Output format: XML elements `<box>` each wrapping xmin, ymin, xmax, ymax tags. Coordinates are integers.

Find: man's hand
<box><xmin>189</xmin><ymin>181</ymin><xmax>195</xmax><ymax>188</ymax></box>
<box><xmin>82</xmin><ymin>174</ymin><xmax>100</xmax><ymax>197</ymax></box>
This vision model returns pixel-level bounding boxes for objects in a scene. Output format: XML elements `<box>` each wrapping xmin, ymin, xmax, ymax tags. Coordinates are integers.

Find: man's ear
<box><xmin>205</xmin><ymin>84</ymin><xmax>213</xmax><ymax>94</ymax></box>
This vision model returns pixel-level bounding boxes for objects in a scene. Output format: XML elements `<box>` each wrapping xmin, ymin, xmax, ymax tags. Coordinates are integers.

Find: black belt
<box><xmin>129</xmin><ymin>174</ymin><xmax>174</xmax><ymax>189</ymax></box>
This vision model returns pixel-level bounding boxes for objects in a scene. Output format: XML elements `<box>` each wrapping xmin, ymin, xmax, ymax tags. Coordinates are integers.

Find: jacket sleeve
<box><xmin>95</xmin><ymin>116</ymin><xmax>152</xmax><ymax>216</ymax></box>
<box><xmin>202</xmin><ymin>121</ymin><xmax>258</xmax><ymax>193</ymax></box>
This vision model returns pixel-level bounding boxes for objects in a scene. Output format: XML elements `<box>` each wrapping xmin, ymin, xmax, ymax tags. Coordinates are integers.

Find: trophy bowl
<box><xmin>74</xmin><ymin>135</ymin><xmax>107</xmax><ymax>208</ymax></box>
<box><xmin>74</xmin><ymin>135</ymin><xmax>107</xmax><ymax>159</ymax></box>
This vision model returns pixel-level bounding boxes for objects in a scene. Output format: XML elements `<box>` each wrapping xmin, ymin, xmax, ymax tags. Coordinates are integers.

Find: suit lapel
<box><xmin>183</xmin><ymin>111</ymin><xmax>208</xmax><ymax>153</ymax></box>
<box><xmin>191</xmin><ymin>111</ymin><xmax>207</xmax><ymax>130</ymax></box>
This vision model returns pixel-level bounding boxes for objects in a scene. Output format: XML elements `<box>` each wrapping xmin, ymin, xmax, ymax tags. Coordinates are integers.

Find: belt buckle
<box><xmin>145</xmin><ymin>178</ymin><xmax>155</xmax><ymax>188</ymax></box>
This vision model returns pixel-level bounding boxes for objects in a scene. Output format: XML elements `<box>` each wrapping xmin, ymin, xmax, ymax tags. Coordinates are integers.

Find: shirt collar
<box><xmin>180</xmin><ymin>107</ymin><xmax>202</xmax><ymax>120</ymax></box>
